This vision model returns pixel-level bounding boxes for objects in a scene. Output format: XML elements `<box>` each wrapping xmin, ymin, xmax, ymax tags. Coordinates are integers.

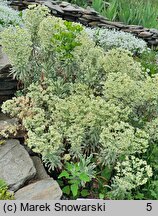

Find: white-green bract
<box><xmin>0</xmin><ymin>4</ymin><xmax>22</xmax><ymax>31</ymax></box>
<box><xmin>86</xmin><ymin>27</ymin><xmax>147</xmax><ymax>53</ymax></box>
<box><xmin>108</xmin><ymin>156</ymin><xmax>153</xmax><ymax>199</ymax></box>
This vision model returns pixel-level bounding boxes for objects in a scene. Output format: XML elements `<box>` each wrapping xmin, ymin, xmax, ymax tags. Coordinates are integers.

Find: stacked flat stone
<box><xmin>10</xmin><ymin>0</ymin><xmax>158</xmax><ymax>47</ymax></box>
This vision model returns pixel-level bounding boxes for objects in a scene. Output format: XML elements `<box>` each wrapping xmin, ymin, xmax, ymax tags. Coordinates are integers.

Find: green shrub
<box><xmin>0</xmin><ymin>5</ymin><xmax>85</xmax><ymax>85</ymax></box>
<box><xmin>1</xmin><ymin>4</ymin><xmax>107</xmax><ymax>91</ymax></box>
<box><xmin>2</xmin><ymin>71</ymin><xmax>154</xmax><ymax>170</ymax></box>
<box><xmin>1</xmin><ymin>27</ymin><xmax>32</xmax><ymax>81</ymax></box>
<box><xmin>99</xmin><ymin>122</ymin><xmax>148</xmax><ymax>166</ymax></box>
<box><xmin>22</xmin><ymin>4</ymin><xmax>50</xmax><ymax>43</ymax></box>
<box><xmin>39</xmin><ymin>16</ymin><xmax>83</xmax><ymax>58</ymax></box>
<box><xmin>71</xmin><ymin>34</ymin><xmax>105</xmax><ymax>89</ymax></box>
<box><xmin>2</xmin><ymin>66</ymin><xmax>155</xmax><ymax>199</ymax></box>
<box><xmin>102</xmin><ymin>48</ymin><xmax>145</xmax><ymax>80</ymax></box>
<box><xmin>1</xmin><ymin>80</ymin><xmax>131</xmax><ymax>168</ymax></box>
<box><xmin>103</xmin><ymin>73</ymin><xmax>158</xmax><ymax>128</ymax></box>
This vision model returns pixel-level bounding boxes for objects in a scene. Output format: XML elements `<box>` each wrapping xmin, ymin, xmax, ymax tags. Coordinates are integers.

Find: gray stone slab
<box><xmin>0</xmin><ymin>139</ymin><xmax>36</xmax><ymax>191</ymax></box>
<box><xmin>15</xmin><ymin>179</ymin><xmax>62</xmax><ymax>200</ymax></box>
<box><xmin>31</xmin><ymin>156</ymin><xmax>50</xmax><ymax>180</ymax></box>
<box><xmin>44</xmin><ymin>1</ymin><xmax>64</xmax><ymax>14</ymax></box>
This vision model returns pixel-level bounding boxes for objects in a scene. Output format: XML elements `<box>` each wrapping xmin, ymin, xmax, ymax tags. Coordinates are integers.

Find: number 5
<box><xmin>146</xmin><ymin>203</ymin><xmax>152</xmax><ymax>211</ymax></box>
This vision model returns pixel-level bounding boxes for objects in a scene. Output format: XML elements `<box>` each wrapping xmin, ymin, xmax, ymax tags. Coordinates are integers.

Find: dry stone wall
<box><xmin>10</xmin><ymin>0</ymin><xmax>158</xmax><ymax>47</ymax></box>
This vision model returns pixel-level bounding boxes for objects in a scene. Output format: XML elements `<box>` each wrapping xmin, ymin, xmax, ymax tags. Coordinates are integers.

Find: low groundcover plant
<box><xmin>85</xmin><ymin>27</ymin><xmax>147</xmax><ymax>54</ymax></box>
<box><xmin>0</xmin><ymin>3</ymin><xmax>22</xmax><ymax>31</ymax></box>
